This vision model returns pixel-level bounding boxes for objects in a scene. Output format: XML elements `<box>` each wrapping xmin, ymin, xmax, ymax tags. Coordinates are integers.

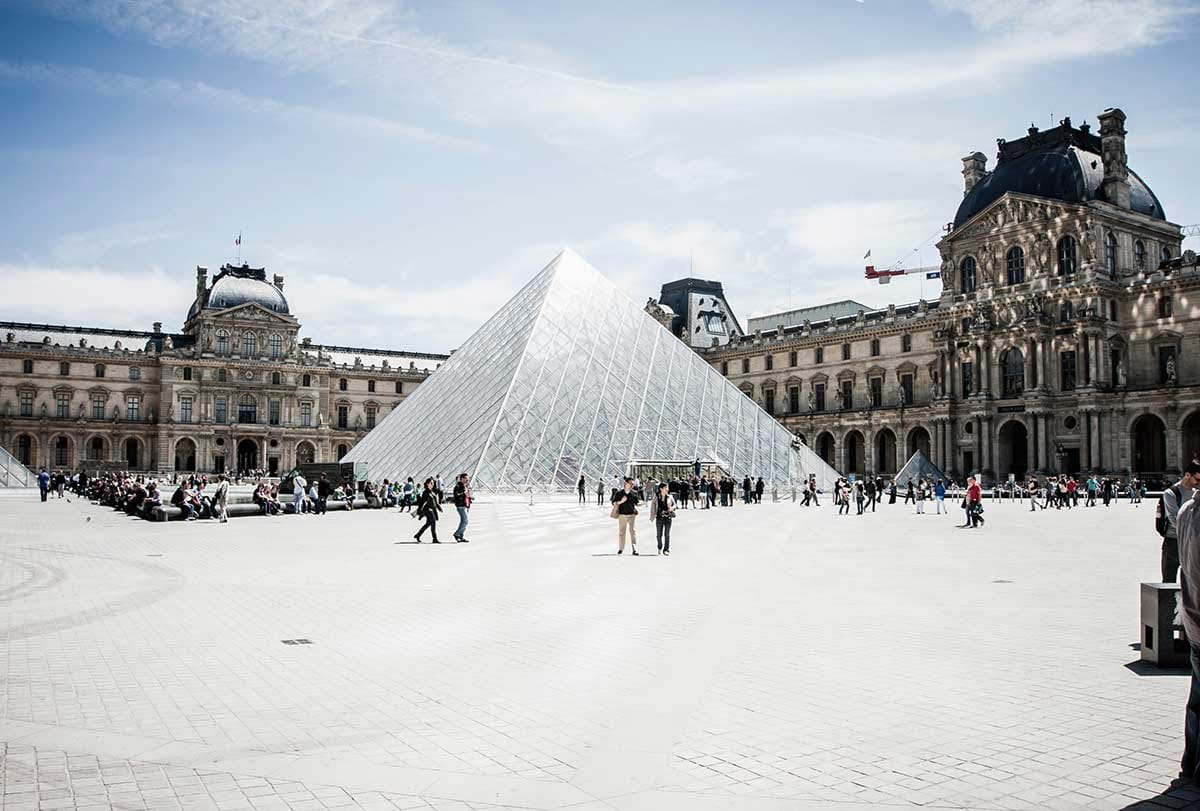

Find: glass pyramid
<box><xmin>344</xmin><ymin>250</ymin><xmax>841</xmax><ymax>492</ymax></box>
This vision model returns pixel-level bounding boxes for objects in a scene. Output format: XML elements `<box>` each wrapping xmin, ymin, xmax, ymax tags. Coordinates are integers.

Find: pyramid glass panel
<box><xmin>344</xmin><ymin>250</ymin><xmax>841</xmax><ymax>491</ymax></box>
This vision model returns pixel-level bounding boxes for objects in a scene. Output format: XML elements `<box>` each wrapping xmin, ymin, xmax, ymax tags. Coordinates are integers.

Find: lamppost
<box><xmin>1054</xmin><ymin>442</ymin><xmax>1067</xmax><ymax>474</ymax></box>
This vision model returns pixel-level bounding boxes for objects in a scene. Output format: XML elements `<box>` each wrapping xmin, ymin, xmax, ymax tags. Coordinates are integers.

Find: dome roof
<box><xmin>954</xmin><ymin>122</ymin><xmax>1165</xmax><ymax>228</ymax></box>
<box><xmin>187</xmin><ymin>264</ymin><xmax>290</xmax><ymax>320</ymax></box>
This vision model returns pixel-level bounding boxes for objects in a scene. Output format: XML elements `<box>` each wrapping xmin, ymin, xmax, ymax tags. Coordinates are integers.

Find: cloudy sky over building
<box><xmin>1</xmin><ymin>0</ymin><xmax>1197</xmax><ymax>352</ymax></box>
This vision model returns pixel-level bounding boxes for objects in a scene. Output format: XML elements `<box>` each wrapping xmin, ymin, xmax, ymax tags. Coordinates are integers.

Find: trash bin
<box><xmin>1141</xmin><ymin>582</ymin><xmax>1189</xmax><ymax>667</ymax></box>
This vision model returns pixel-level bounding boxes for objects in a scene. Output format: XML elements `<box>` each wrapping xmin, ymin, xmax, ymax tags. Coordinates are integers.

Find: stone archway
<box><xmin>51</xmin><ymin>435</ymin><xmax>73</xmax><ymax>469</ymax></box>
<box><xmin>175</xmin><ymin>438</ymin><xmax>197</xmax><ymax>472</ymax></box>
<box><xmin>1132</xmin><ymin>414</ymin><xmax>1167</xmax><ymax>474</ymax></box>
<box><xmin>996</xmin><ymin>419</ymin><xmax>1029</xmax><ymax>481</ymax></box>
<box><xmin>86</xmin><ymin>435</ymin><xmax>109</xmax><ymax>462</ymax></box>
<box><xmin>844</xmin><ymin>430</ymin><xmax>865</xmax><ymax>476</ymax></box>
<box><xmin>1182</xmin><ymin>410</ymin><xmax>1200</xmax><ymax>464</ymax></box>
<box><xmin>237</xmin><ymin>439</ymin><xmax>259</xmax><ymax>473</ymax></box>
<box><xmin>907</xmin><ymin>426</ymin><xmax>932</xmax><ymax>459</ymax></box>
<box><xmin>336</xmin><ymin>443</ymin><xmax>350</xmax><ymax>461</ymax></box>
<box><xmin>124</xmin><ymin>437</ymin><xmax>142</xmax><ymax>470</ymax></box>
<box><xmin>296</xmin><ymin>441</ymin><xmax>316</xmax><ymax>466</ymax></box>
<box><xmin>874</xmin><ymin>428</ymin><xmax>897</xmax><ymax>474</ymax></box>
<box><xmin>816</xmin><ymin>432</ymin><xmax>835</xmax><ymax>466</ymax></box>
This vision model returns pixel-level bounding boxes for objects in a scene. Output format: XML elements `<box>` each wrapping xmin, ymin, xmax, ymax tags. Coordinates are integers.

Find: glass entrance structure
<box><xmin>345</xmin><ymin>250</ymin><xmax>841</xmax><ymax>492</ymax></box>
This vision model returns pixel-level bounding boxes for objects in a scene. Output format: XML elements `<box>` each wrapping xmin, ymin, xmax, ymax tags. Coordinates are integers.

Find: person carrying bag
<box><xmin>649</xmin><ymin>481</ymin><xmax>677</xmax><ymax>555</ymax></box>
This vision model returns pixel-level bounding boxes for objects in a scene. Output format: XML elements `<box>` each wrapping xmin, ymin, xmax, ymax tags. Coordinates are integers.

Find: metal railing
<box><xmin>0</xmin><ymin>445</ymin><xmax>35</xmax><ymax>487</ymax></box>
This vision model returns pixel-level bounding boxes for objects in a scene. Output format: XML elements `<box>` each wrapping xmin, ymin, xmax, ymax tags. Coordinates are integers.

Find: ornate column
<box><xmin>973</xmin><ymin>344</ymin><xmax>983</xmax><ymax>397</ymax></box>
<box><xmin>1082</xmin><ymin>408</ymin><xmax>1094</xmax><ymax>470</ymax></box>
<box><xmin>1024</xmin><ymin>339</ymin><xmax>1036</xmax><ymax>391</ymax></box>
<box><xmin>983</xmin><ymin>416</ymin><xmax>994</xmax><ymax>474</ymax></box>
<box><xmin>1041</xmin><ymin>336</ymin><xmax>1053</xmax><ymax>392</ymax></box>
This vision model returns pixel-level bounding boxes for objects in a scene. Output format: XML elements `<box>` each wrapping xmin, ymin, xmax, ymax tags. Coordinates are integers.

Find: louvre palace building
<box><xmin>675</xmin><ymin>108</ymin><xmax>1199</xmax><ymax>484</ymax></box>
<box><xmin>0</xmin><ymin>264</ymin><xmax>446</xmax><ymax>476</ymax></box>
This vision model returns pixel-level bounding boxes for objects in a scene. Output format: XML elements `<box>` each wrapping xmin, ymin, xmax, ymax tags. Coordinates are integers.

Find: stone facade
<box><xmin>701</xmin><ymin>109</ymin><xmax>1197</xmax><ymax>484</ymax></box>
<box><xmin>0</xmin><ymin>264</ymin><xmax>446</xmax><ymax>476</ymax></box>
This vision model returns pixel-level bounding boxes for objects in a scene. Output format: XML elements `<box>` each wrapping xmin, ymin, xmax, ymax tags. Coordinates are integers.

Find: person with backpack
<box><xmin>649</xmin><ymin>481</ymin><xmax>677</xmax><ymax>555</ymax></box>
<box><xmin>1159</xmin><ymin>464</ymin><xmax>1200</xmax><ymax>583</ymax></box>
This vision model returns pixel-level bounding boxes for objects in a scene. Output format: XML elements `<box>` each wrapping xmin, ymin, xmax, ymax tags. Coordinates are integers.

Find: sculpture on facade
<box><xmin>1167</xmin><ymin>356</ymin><xmax>1178</xmax><ymax>385</ymax></box>
<box><xmin>1116</xmin><ymin>359</ymin><xmax>1127</xmax><ymax>388</ymax></box>
<box><xmin>807</xmin><ymin>390</ymin><xmax>815</xmax><ymax>412</ymax></box>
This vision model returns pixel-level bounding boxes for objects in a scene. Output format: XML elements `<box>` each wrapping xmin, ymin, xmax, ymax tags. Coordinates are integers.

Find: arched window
<box><xmin>243</xmin><ymin>333</ymin><xmax>257</xmax><ymax>357</ymax></box>
<box><xmin>271</xmin><ymin>371</ymin><xmax>281</xmax><ymax>385</ymax></box>
<box><xmin>88</xmin><ymin>436</ymin><xmax>106</xmax><ymax>461</ymax></box>
<box><xmin>1057</xmin><ymin>235</ymin><xmax>1077</xmax><ymax>276</ymax></box>
<box><xmin>1163</xmin><ymin>245</ymin><xmax>1173</xmax><ymax>263</ymax></box>
<box><xmin>94</xmin><ymin>363</ymin><xmax>106</xmax><ymax>378</ymax></box>
<box><xmin>1104</xmin><ymin>231</ymin><xmax>1117</xmax><ymax>276</ymax></box>
<box><xmin>959</xmin><ymin>257</ymin><xmax>977</xmax><ymax>293</ymax></box>
<box><xmin>16</xmin><ymin>435</ymin><xmax>33</xmax><ymax>466</ymax></box>
<box><xmin>215</xmin><ymin>331</ymin><xmax>229</xmax><ymax>355</ymax></box>
<box><xmin>339</xmin><ymin>378</ymin><xmax>348</xmax><ymax>391</ymax></box>
<box><xmin>54</xmin><ymin>436</ymin><xmax>70</xmax><ymax>467</ymax></box>
<box><xmin>1135</xmin><ymin>239</ymin><xmax>1146</xmax><ymax>271</ymax></box>
<box><xmin>1006</xmin><ymin>246</ymin><xmax>1025</xmax><ymax>285</ymax></box>
<box><xmin>1001</xmin><ymin>348</ymin><xmax>1025</xmax><ymax>399</ymax></box>
<box><xmin>269</xmin><ymin>334</ymin><xmax>283</xmax><ymax>359</ymax></box>
<box><xmin>217</xmin><ymin>368</ymin><xmax>227</xmax><ymax>383</ymax></box>
<box><xmin>238</xmin><ymin>394</ymin><xmax>257</xmax><ymax>424</ymax></box>
<box><xmin>302</xmin><ymin>373</ymin><xmax>311</xmax><ymax>387</ymax></box>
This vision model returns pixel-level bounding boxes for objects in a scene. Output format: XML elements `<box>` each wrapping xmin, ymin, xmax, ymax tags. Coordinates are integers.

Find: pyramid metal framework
<box><xmin>892</xmin><ymin>449</ymin><xmax>948</xmax><ymax>487</ymax></box>
<box><xmin>345</xmin><ymin>250</ymin><xmax>841</xmax><ymax>492</ymax></box>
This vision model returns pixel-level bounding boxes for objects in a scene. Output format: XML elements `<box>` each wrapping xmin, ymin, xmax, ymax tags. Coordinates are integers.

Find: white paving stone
<box><xmin>0</xmin><ymin>492</ymin><xmax>1192</xmax><ymax>809</ymax></box>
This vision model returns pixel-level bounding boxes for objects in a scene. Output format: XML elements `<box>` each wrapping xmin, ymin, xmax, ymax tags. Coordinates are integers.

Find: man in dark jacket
<box><xmin>452</xmin><ymin>473</ymin><xmax>472</xmax><ymax>542</ymax></box>
<box><xmin>316</xmin><ymin>473</ymin><xmax>331</xmax><ymax>515</ymax></box>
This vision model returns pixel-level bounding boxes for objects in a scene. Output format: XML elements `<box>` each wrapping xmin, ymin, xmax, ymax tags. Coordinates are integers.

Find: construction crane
<box><xmin>1183</xmin><ymin>224</ymin><xmax>1200</xmax><ymax>237</ymax></box>
<box><xmin>864</xmin><ymin>263</ymin><xmax>942</xmax><ymax>284</ymax></box>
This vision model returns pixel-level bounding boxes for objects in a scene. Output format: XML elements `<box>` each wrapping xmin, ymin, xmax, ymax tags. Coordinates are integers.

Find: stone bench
<box><xmin>149</xmin><ymin>498</ymin><xmax>370</xmax><ymax>521</ymax></box>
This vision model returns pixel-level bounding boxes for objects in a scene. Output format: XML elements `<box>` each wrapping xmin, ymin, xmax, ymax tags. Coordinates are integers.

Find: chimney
<box><xmin>195</xmin><ymin>266</ymin><xmax>208</xmax><ymax>300</ymax></box>
<box><xmin>962</xmin><ymin>152</ymin><xmax>987</xmax><ymax>195</ymax></box>
<box><xmin>273</xmin><ymin>274</ymin><xmax>285</xmax><ymax>291</ymax></box>
<box><xmin>1097</xmin><ymin>107</ymin><xmax>1130</xmax><ymax>209</ymax></box>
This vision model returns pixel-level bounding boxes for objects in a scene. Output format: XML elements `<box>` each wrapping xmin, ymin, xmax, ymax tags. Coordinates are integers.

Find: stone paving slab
<box><xmin>0</xmin><ymin>492</ymin><xmax>1195</xmax><ymax>809</ymax></box>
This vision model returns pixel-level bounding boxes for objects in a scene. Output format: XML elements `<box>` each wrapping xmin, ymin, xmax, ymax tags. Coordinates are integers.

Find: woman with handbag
<box><xmin>414</xmin><ymin>477</ymin><xmax>443</xmax><ymax>543</ymax></box>
<box><xmin>650</xmin><ymin>481</ymin><xmax>677</xmax><ymax>555</ymax></box>
<box><xmin>611</xmin><ymin>477</ymin><xmax>640</xmax><ymax>555</ymax></box>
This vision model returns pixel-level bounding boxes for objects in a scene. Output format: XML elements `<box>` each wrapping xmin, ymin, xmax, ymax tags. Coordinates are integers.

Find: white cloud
<box><xmin>51</xmin><ymin>219</ymin><xmax>182</xmax><ymax>264</ymax></box>
<box><xmin>650</xmin><ymin>154</ymin><xmax>750</xmax><ymax>193</ymax></box>
<box><xmin>0</xmin><ymin>264</ymin><xmax>192</xmax><ymax>331</ymax></box>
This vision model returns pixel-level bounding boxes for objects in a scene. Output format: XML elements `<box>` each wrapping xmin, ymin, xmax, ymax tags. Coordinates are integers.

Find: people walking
<box><xmin>612</xmin><ymin>477</ymin><xmax>640</xmax><ymax>555</ymax></box>
<box><xmin>854</xmin><ymin>480</ymin><xmax>865</xmax><ymax>515</ymax></box>
<box><xmin>934</xmin><ymin>479</ymin><xmax>946</xmax><ymax>514</ymax></box>
<box><xmin>452</xmin><ymin>473</ymin><xmax>472</xmax><ymax>542</ymax></box>
<box><xmin>213</xmin><ymin>474</ymin><xmax>229</xmax><ymax>522</ymax></box>
<box><xmin>961</xmin><ymin>475</ymin><xmax>983</xmax><ymax>528</ymax></box>
<box><xmin>916</xmin><ymin>480</ymin><xmax>926</xmax><ymax>514</ymax></box>
<box><xmin>650</xmin><ymin>481</ymin><xmax>677</xmax><ymax>555</ymax></box>
<box><xmin>414</xmin><ymin>478</ymin><xmax>442</xmax><ymax>543</ymax></box>
<box><xmin>865</xmin><ymin>478</ymin><xmax>877</xmax><ymax>512</ymax></box>
<box><xmin>578</xmin><ymin>474</ymin><xmax>586</xmax><ymax>504</ymax></box>
<box><xmin>292</xmin><ymin>471</ymin><xmax>308</xmax><ymax>515</ymax></box>
<box><xmin>316</xmin><ymin>473</ymin><xmax>331</xmax><ymax>515</ymax></box>
<box><xmin>37</xmin><ymin>468</ymin><xmax>50</xmax><ymax>502</ymax></box>
<box><xmin>754</xmin><ymin>477</ymin><xmax>765</xmax><ymax>504</ymax></box>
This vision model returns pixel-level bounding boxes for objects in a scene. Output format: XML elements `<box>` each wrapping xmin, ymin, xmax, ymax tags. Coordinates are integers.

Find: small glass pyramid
<box><xmin>345</xmin><ymin>250</ymin><xmax>841</xmax><ymax>491</ymax></box>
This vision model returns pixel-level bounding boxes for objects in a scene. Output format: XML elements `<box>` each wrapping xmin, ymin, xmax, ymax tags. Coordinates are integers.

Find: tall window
<box><xmin>216</xmin><ymin>332</ymin><xmax>229</xmax><ymax>355</ymax></box>
<box><xmin>788</xmin><ymin>385</ymin><xmax>800</xmax><ymax>414</ymax></box>
<box><xmin>59</xmin><ymin>361</ymin><xmax>70</xmax><ymax>376</ymax></box>
<box><xmin>900</xmin><ymin>374</ymin><xmax>914</xmax><ymax>405</ymax></box>
<box><xmin>16</xmin><ymin>435</ymin><xmax>32</xmax><ymax>465</ymax></box>
<box><xmin>1159</xmin><ymin>345</ymin><xmax>1178</xmax><ymax>385</ymax></box>
<box><xmin>88</xmin><ymin>437</ymin><xmax>105</xmax><ymax>461</ymax></box>
<box><xmin>269</xmin><ymin>399</ymin><xmax>281</xmax><ymax>426</ymax></box>
<box><xmin>815</xmin><ymin>347</ymin><xmax>824</xmax><ymax>364</ymax></box>
<box><xmin>1060</xmin><ymin>351</ymin><xmax>1077</xmax><ymax>391</ymax></box>
<box><xmin>1060</xmin><ymin>301</ymin><xmax>1074</xmax><ymax>323</ymax></box>
<box><xmin>300</xmin><ymin>401</ymin><xmax>312</xmax><ymax>427</ymax></box>
<box><xmin>1159</xmin><ymin>296</ymin><xmax>1173</xmax><ymax>319</ymax></box>
<box><xmin>183</xmin><ymin>367</ymin><xmax>192</xmax><ymax>381</ymax></box>
<box><xmin>243</xmin><ymin>333</ymin><xmax>257</xmax><ymax>357</ymax></box>
<box><xmin>238</xmin><ymin>395</ymin><xmax>257</xmax><ymax>424</ymax></box>
<box><xmin>901</xmin><ymin>334</ymin><xmax>912</xmax><ymax>353</ymax></box>
<box><xmin>368</xmin><ymin>379</ymin><xmax>377</xmax><ymax>392</ymax></box>
<box><xmin>395</xmin><ymin>380</ymin><xmax>403</xmax><ymax>394</ymax></box>
<box><xmin>1001</xmin><ymin>348</ymin><xmax>1025</xmax><ymax>398</ymax></box>
<box><xmin>217</xmin><ymin>368</ymin><xmax>227</xmax><ymax>382</ymax></box>
<box><xmin>870</xmin><ymin>338</ymin><xmax>880</xmax><ymax>357</ymax></box>
<box><xmin>961</xmin><ymin>362</ymin><xmax>974</xmax><ymax>397</ymax></box>
<box><xmin>302</xmin><ymin>374</ymin><xmax>312</xmax><ymax>387</ymax></box>
<box><xmin>339</xmin><ymin>378</ymin><xmax>348</xmax><ymax>391</ymax></box>
<box><xmin>366</xmin><ymin>405</ymin><xmax>378</xmax><ymax>428</ymax></box>
<box><xmin>337</xmin><ymin>405</ymin><xmax>349</xmax><ymax>429</ymax></box>
<box><xmin>764</xmin><ymin>390</ymin><xmax>775</xmax><ymax>416</ymax></box>
<box><xmin>1057</xmin><ymin>235</ymin><xmax>1077</xmax><ymax>276</ymax></box>
<box><xmin>94</xmin><ymin>363</ymin><xmax>105</xmax><ymax>378</ymax></box>
<box><xmin>271</xmin><ymin>371</ymin><xmax>281</xmax><ymax>385</ymax></box>
<box><xmin>54</xmin><ymin>437</ymin><xmax>69</xmax><ymax>467</ymax></box>
<box><xmin>126</xmin><ymin>395</ymin><xmax>140</xmax><ymax>422</ymax></box>
<box><xmin>269</xmin><ymin>334</ymin><xmax>282</xmax><ymax>359</ymax></box>
<box><xmin>815</xmin><ymin>383</ymin><xmax>826</xmax><ymax>412</ymax></box>
<box><xmin>960</xmin><ymin>257</ymin><xmax>977</xmax><ymax>293</ymax></box>
<box><xmin>56</xmin><ymin>392</ymin><xmax>70</xmax><ymax>418</ymax></box>
<box><xmin>789</xmin><ymin>351</ymin><xmax>797</xmax><ymax>367</ymax></box>
<box><xmin>741</xmin><ymin>358</ymin><xmax>750</xmax><ymax>374</ymax></box>
<box><xmin>870</xmin><ymin>377</ymin><xmax>883</xmax><ymax>407</ymax></box>
<box><xmin>22</xmin><ymin>359</ymin><xmax>33</xmax><ymax>374</ymax></box>
<box><xmin>765</xmin><ymin>355</ymin><xmax>774</xmax><ymax>371</ymax></box>
<box><xmin>1104</xmin><ymin>231</ymin><xmax>1117</xmax><ymax>276</ymax></box>
<box><xmin>840</xmin><ymin>380</ymin><xmax>853</xmax><ymax>409</ymax></box>
<box><xmin>215</xmin><ymin>397</ymin><xmax>227</xmax><ymax>424</ymax></box>
<box><xmin>1135</xmin><ymin>239</ymin><xmax>1146</xmax><ymax>271</ymax></box>
<box><xmin>1006</xmin><ymin>246</ymin><xmax>1025</xmax><ymax>285</ymax></box>
<box><xmin>91</xmin><ymin>394</ymin><xmax>105</xmax><ymax>420</ymax></box>
<box><xmin>129</xmin><ymin>366</ymin><xmax>140</xmax><ymax>381</ymax></box>
<box><xmin>720</xmin><ymin>361</ymin><xmax>729</xmax><ymax>376</ymax></box>
<box><xmin>19</xmin><ymin>391</ymin><xmax>34</xmax><ymax>417</ymax></box>
<box><xmin>841</xmin><ymin>343</ymin><xmax>851</xmax><ymax>361</ymax></box>
<box><xmin>179</xmin><ymin>396</ymin><xmax>193</xmax><ymax>424</ymax></box>
<box><xmin>1163</xmin><ymin>245</ymin><xmax>1173</xmax><ymax>263</ymax></box>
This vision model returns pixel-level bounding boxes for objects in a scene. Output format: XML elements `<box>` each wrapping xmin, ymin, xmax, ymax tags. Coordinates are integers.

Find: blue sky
<box><xmin>1</xmin><ymin>0</ymin><xmax>1197</xmax><ymax>352</ymax></box>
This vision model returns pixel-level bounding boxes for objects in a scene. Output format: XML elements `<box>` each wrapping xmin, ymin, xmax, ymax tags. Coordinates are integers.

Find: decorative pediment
<box><xmin>784</xmin><ymin>375</ymin><xmax>803</xmax><ymax>386</ymax></box>
<box><xmin>866</xmin><ymin>365</ymin><xmax>886</xmax><ymax>378</ymax></box>
<box><xmin>810</xmin><ymin>372</ymin><xmax>829</xmax><ymax>385</ymax></box>
<box><xmin>760</xmin><ymin>377</ymin><xmax>779</xmax><ymax>389</ymax></box>
<box><xmin>207</xmin><ymin>302</ymin><xmax>297</xmax><ymax>325</ymax></box>
<box><xmin>836</xmin><ymin>369</ymin><xmax>856</xmax><ymax>382</ymax></box>
<box><xmin>945</xmin><ymin>192</ymin><xmax>1080</xmax><ymax>243</ymax></box>
<box><xmin>895</xmin><ymin>361</ymin><xmax>918</xmax><ymax>376</ymax></box>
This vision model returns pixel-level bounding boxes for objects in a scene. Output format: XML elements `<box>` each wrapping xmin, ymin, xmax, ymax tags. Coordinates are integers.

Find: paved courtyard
<box><xmin>0</xmin><ymin>490</ymin><xmax>1194</xmax><ymax>810</ymax></box>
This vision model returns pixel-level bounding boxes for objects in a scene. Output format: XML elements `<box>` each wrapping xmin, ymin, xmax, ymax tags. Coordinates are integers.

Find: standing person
<box><xmin>915</xmin><ymin>480</ymin><xmax>926</xmax><ymax>514</ymax></box>
<box><xmin>1028</xmin><ymin>478</ymin><xmax>1041</xmax><ymax>511</ymax></box>
<box><xmin>292</xmin><ymin>471</ymin><xmax>308</xmax><ymax>515</ymax></box>
<box><xmin>1174</xmin><ymin>488</ymin><xmax>1200</xmax><ymax>783</ymax></box>
<box><xmin>903</xmin><ymin>480</ymin><xmax>915</xmax><ymax>505</ymax></box>
<box><xmin>577</xmin><ymin>475</ymin><xmax>586</xmax><ymax>504</ymax></box>
<box><xmin>754</xmin><ymin>477</ymin><xmax>765</xmax><ymax>504</ymax></box>
<box><xmin>934</xmin><ymin>479</ymin><xmax>946</xmax><ymax>514</ymax></box>
<box><xmin>401</xmin><ymin>477</ymin><xmax>415</xmax><ymax>512</ymax></box>
<box><xmin>1067</xmin><ymin>477</ymin><xmax>1078</xmax><ymax>508</ymax></box>
<box><xmin>1086</xmin><ymin>476</ymin><xmax>1098</xmax><ymax>507</ymax></box>
<box><xmin>596</xmin><ymin>479</ymin><xmax>605</xmax><ymax>506</ymax></box>
<box><xmin>837</xmin><ymin>479</ymin><xmax>850</xmax><ymax>515</ymax></box>
<box><xmin>807</xmin><ymin>477</ymin><xmax>820</xmax><ymax>507</ymax></box>
<box><xmin>213</xmin><ymin>474</ymin><xmax>229</xmax><ymax>523</ymax></box>
<box><xmin>612</xmin><ymin>477</ymin><xmax>640</xmax><ymax>555</ymax></box>
<box><xmin>37</xmin><ymin>468</ymin><xmax>50</xmax><ymax>503</ymax></box>
<box><xmin>888</xmin><ymin>481</ymin><xmax>898</xmax><ymax>505</ymax></box>
<box><xmin>650</xmin><ymin>481</ymin><xmax>677</xmax><ymax>556</ymax></box>
<box><xmin>742</xmin><ymin>476</ymin><xmax>752</xmax><ymax>505</ymax></box>
<box><xmin>316</xmin><ymin>473</ymin><xmax>331</xmax><ymax>516</ymax></box>
<box><xmin>1102</xmin><ymin>477</ymin><xmax>1114</xmax><ymax>507</ymax></box>
<box><xmin>854</xmin><ymin>480</ymin><xmax>866</xmax><ymax>515</ymax></box>
<box><xmin>964</xmin><ymin>475</ymin><xmax>984</xmax><ymax>528</ymax></box>
<box><xmin>452</xmin><ymin>473</ymin><xmax>472</xmax><ymax>543</ymax></box>
<box><xmin>414</xmin><ymin>478</ymin><xmax>442</xmax><ymax>543</ymax></box>
<box><xmin>865</xmin><ymin>478</ymin><xmax>877</xmax><ymax>512</ymax></box>
<box><xmin>693</xmin><ymin>458</ymin><xmax>702</xmax><ymax>480</ymax></box>
<box><xmin>1159</xmin><ymin>464</ymin><xmax>1200</xmax><ymax>583</ymax></box>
